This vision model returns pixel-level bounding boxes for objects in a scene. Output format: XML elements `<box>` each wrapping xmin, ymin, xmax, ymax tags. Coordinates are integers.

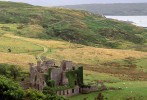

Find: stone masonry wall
<box><xmin>51</xmin><ymin>68</ymin><xmax>62</xmax><ymax>85</ymax></box>
<box><xmin>57</xmin><ymin>86</ymin><xmax>80</xmax><ymax>97</ymax></box>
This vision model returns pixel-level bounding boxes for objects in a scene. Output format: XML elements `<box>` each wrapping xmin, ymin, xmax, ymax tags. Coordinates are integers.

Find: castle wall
<box><xmin>80</xmin><ymin>86</ymin><xmax>98</xmax><ymax>94</ymax></box>
<box><xmin>42</xmin><ymin>60</ymin><xmax>55</xmax><ymax>67</ymax></box>
<box><xmin>36</xmin><ymin>73</ymin><xmax>46</xmax><ymax>90</ymax></box>
<box><xmin>30</xmin><ymin>66</ymin><xmax>37</xmax><ymax>87</ymax></box>
<box><xmin>51</xmin><ymin>68</ymin><xmax>63</xmax><ymax>85</ymax></box>
<box><xmin>57</xmin><ymin>86</ymin><xmax>80</xmax><ymax>97</ymax></box>
<box><xmin>61</xmin><ymin>60</ymin><xmax>73</xmax><ymax>71</ymax></box>
<box><xmin>29</xmin><ymin>60</ymin><xmax>89</xmax><ymax>97</ymax></box>
<box><xmin>61</xmin><ymin>72</ymin><xmax>69</xmax><ymax>85</ymax></box>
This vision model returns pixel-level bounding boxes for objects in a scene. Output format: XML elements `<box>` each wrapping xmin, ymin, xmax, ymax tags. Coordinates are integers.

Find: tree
<box><xmin>0</xmin><ymin>64</ymin><xmax>8</xmax><ymax>75</ymax></box>
<box><xmin>0</xmin><ymin>75</ymin><xmax>24</xmax><ymax>100</ymax></box>
<box><xmin>9</xmin><ymin>65</ymin><xmax>21</xmax><ymax>80</ymax></box>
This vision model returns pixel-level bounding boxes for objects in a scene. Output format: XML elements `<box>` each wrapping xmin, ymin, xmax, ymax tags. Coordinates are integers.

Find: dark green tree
<box><xmin>0</xmin><ymin>75</ymin><xmax>24</xmax><ymax>100</ymax></box>
<box><xmin>0</xmin><ymin>64</ymin><xmax>8</xmax><ymax>75</ymax></box>
<box><xmin>9</xmin><ymin>65</ymin><xmax>21</xmax><ymax>80</ymax></box>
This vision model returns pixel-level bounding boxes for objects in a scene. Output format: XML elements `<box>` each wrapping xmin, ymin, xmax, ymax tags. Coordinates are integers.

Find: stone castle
<box><xmin>29</xmin><ymin>60</ymin><xmax>97</xmax><ymax>97</ymax></box>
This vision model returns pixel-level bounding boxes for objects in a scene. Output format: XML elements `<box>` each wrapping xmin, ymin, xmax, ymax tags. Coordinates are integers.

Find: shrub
<box><xmin>46</xmin><ymin>80</ymin><xmax>55</xmax><ymax>87</ymax></box>
<box><xmin>0</xmin><ymin>64</ymin><xmax>9</xmax><ymax>75</ymax></box>
<box><xmin>0</xmin><ymin>75</ymin><xmax>24</xmax><ymax>100</ymax></box>
<box><xmin>0</xmin><ymin>64</ymin><xmax>22</xmax><ymax>79</ymax></box>
<box><xmin>45</xmin><ymin>94</ymin><xmax>67</xmax><ymax>100</ymax></box>
<box><xmin>9</xmin><ymin>65</ymin><xmax>21</xmax><ymax>80</ymax></box>
<box><xmin>25</xmin><ymin>89</ymin><xmax>46</xmax><ymax>100</ymax></box>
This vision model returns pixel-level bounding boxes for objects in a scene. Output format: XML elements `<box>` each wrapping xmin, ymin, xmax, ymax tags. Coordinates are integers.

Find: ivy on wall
<box><xmin>43</xmin><ymin>68</ymin><xmax>56</xmax><ymax>95</ymax></box>
<box><xmin>77</xmin><ymin>66</ymin><xmax>84</xmax><ymax>86</ymax></box>
<box><xmin>66</xmin><ymin>66</ymin><xmax>84</xmax><ymax>87</ymax></box>
<box><xmin>44</xmin><ymin>68</ymin><xmax>53</xmax><ymax>82</ymax></box>
<box><xmin>66</xmin><ymin>70</ymin><xmax>77</xmax><ymax>87</ymax></box>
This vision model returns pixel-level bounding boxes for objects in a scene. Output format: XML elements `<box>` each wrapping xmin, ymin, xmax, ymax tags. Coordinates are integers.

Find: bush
<box><xmin>45</xmin><ymin>94</ymin><xmax>67</xmax><ymax>100</ymax></box>
<box><xmin>0</xmin><ymin>64</ymin><xmax>22</xmax><ymax>80</ymax></box>
<box><xmin>43</xmin><ymin>86</ymin><xmax>56</xmax><ymax>95</ymax></box>
<box><xmin>0</xmin><ymin>64</ymin><xmax>9</xmax><ymax>75</ymax></box>
<box><xmin>46</xmin><ymin>80</ymin><xmax>55</xmax><ymax>87</ymax></box>
<box><xmin>9</xmin><ymin>65</ymin><xmax>21</xmax><ymax>80</ymax></box>
<box><xmin>25</xmin><ymin>89</ymin><xmax>46</xmax><ymax>100</ymax></box>
<box><xmin>0</xmin><ymin>75</ymin><xmax>24</xmax><ymax>100</ymax></box>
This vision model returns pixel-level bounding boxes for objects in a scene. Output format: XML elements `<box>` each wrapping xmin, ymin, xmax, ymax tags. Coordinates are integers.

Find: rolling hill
<box><xmin>0</xmin><ymin>33</ymin><xmax>147</xmax><ymax>99</ymax></box>
<box><xmin>0</xmin><ymin>1</ymin><xmax>147</xmax><ymax>50</ymax></box>
<box><xmin>63</xmin><ymin>3</ymin><xmax>147</xmax><ymax>16</ymax></box>
<box><xmin>0</xmin><ymin>2</ymin><xmax>147</xmax><ymax>99</ymax></box>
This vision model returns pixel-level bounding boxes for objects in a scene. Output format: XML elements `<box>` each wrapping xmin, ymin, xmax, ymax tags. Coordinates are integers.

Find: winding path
<box><xmin>35</xmin><ymin>44</ymin><xmax>48</xmax><ymax>61</ymax></box>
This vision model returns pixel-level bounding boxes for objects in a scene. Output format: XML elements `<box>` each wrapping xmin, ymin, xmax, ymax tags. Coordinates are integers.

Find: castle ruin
<box><xmin>29</xmin><ymin>60</ymin><xmax>97</xmax><ymax>97</ymax></box>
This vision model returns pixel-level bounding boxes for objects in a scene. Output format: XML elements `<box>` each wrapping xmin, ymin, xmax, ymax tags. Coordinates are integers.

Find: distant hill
<box><xmin>63</xmin><ymin>3</ymin><xmax>147</xmax><ymax>16</ymax></box>
<box><xmin>0</xmin><ymin>1</ymin><xmax>147</xmax><ymax>49</ymax></box>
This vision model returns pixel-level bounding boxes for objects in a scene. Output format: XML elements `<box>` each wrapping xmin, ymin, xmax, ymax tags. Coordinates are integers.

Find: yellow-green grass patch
<box><xmin>0</xmin><ymin>52</ymin><xmax>36</xmax><ymax>70</ymax></box>
<box><xmin>0</xmin><ymin>36</ymin><xmax>43</xmax><ymax>55</ymax></box>
<box><xmin>84</xmin><ymin>70</ymin><xmax>121</xmax><ymax>84</ymax></box>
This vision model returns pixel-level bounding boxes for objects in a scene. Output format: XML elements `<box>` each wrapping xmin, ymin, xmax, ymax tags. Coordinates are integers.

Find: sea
<box><xmin>106</xmin><ymin>16</ymin><xmax>147</xmax><ymax>28</ymax></box>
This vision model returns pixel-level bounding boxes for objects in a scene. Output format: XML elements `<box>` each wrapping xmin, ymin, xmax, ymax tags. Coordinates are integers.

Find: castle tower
<box><xmin>36</xmin><ymin>61</ymin><xmax>42</xmax><ymax>72</ymax></box>
<box><xmin>29</xmin><ymin>63</ymin><xmax>37</xmax><ymax>87</ymax></box>
<box><xmin>61</xmin><ymin>60</ymin><xmax>73</xmax><ymax>71</ymax></box>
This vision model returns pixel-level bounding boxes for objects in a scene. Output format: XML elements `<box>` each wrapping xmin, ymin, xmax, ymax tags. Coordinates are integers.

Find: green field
<box><xmin>68</xmin><ymin>60</ymin><xmax>147</xmax><ymax>100</ymax></box>
<box><xmin>136</xmin><ymin>58</ymin><xmax>147</xmax><ymax>72</ymax></box>
<box><xmin>70</xmin><ymin>81</ymin><xmax>147</xmax><ymax>100</ymax></box>
<box><xmin>70</xmin><ymin>71</ymin><xmax>147</xmax><ymax>100</ymax></box>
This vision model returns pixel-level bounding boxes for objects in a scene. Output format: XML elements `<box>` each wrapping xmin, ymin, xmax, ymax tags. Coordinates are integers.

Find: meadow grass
<box><xmin>3</xmin><ymin>34</ymin><xmax>147</xmax><ymax>68</ymax></box>
<box><xmin>84</xmin><ymin>70</ymin><xmax>121</xmax><ymax>84</ymax></box>
<box><xmin>70</xmin><ymin>77</ymin><xmax>147</xmax><ymax>100</ymax></box>
<box><xmin>136</xmin><ymin>58</ymin><xmax>147</xmax><ymax>72</ymax></box>
<box><xmin>0</xmin><ymin>36</ymin><xmax>43</xmax><ymax>54</ymax></box>
<box><xmin>70</xmin><ymin>81</ymin><xmax>147</xmax><ymax>100</ymax></box>
<box><xmin>103</xmin><ymin>81</ymin><xmax>147</xmax><ymax>100</ymax></box>
<box><xmin>47</xmin><ymin>47</ymin><xmax>147</xmax><ymax>66</ymax></box>
<box><xmin>0</xmin><ymin>52</ymin><xmax>36</xmax><ymax>70</ymax></box>
<box><xmin>70</xmin><ymin>70</ymin><xmax>147</xmax><ymax>100</ymax></box>
<box><xmin>0</xmin><ymin>34</ymin><xmax>147</xmax><ymax>100</ymax></box>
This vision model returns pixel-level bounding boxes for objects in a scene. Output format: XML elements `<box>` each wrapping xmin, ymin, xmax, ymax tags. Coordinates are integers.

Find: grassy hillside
<box><xmin>0</xmin><ymin>34</ymin><xmax>146</xmax><ymax>99</ymax></box>
<box><xmin>0</xmin><ymin>1</ymin><xmax>147</xmax><ymax>50</ymax></box>
<box><xmin>0</xmin><ymin>2</ymin><xmax>147</xmax><ymax>100</ymax></box>
<box><xmin>63</xmin><ymin>3</ymin><xmax>147</xmax><ymax>16</ymax></box>
<box><xmin>2</xmin><ymin>34</ymin><xmax>147</xmax><ymax>79</ymax></box>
